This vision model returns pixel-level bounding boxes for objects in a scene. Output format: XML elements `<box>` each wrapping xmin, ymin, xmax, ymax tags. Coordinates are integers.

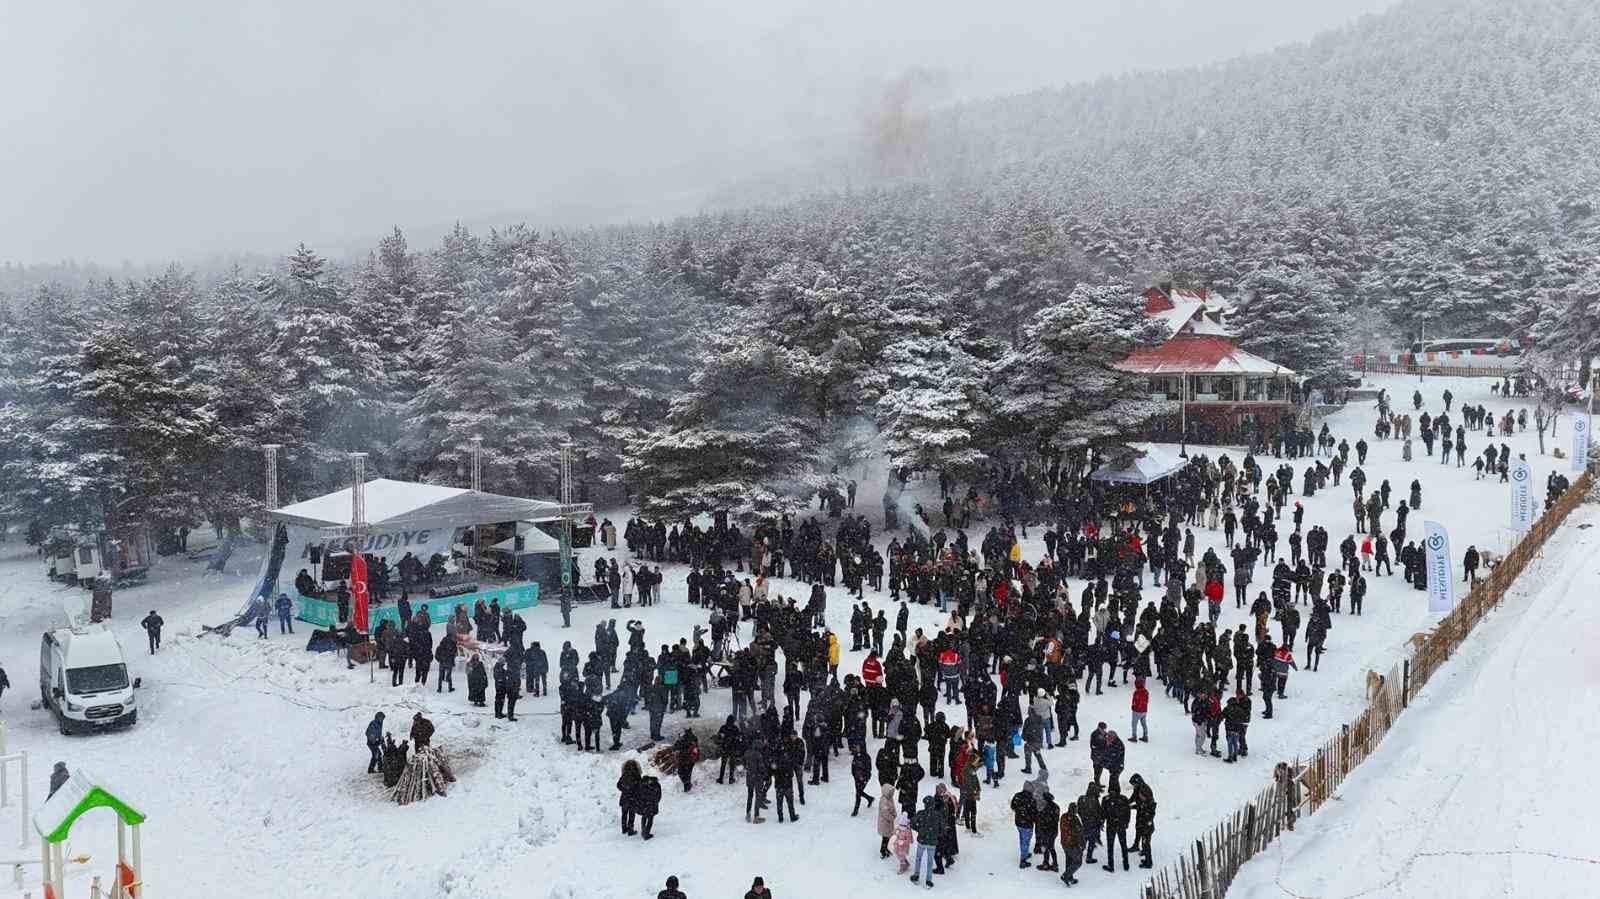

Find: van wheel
<box><xmin>58</xmin><ymin>717</ymin><xmax>71</xmax><ymax>736</ymax></box>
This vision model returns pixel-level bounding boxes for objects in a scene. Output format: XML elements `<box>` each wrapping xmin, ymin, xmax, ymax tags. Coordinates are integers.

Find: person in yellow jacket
<box><xmin>827</xmin><ymin>629</ymin><xmax>841</xmax><ymax>677</ymax></box>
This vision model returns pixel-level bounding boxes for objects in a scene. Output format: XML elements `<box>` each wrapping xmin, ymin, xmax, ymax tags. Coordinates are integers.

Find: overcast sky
<box><xmin>2</xmin><ymin>0</ymin><xmax>1399</xmax><ymax>266</ymax></box>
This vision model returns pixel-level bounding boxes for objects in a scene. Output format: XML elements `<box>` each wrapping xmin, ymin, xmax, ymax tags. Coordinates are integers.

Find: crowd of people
<box><xmin>337</xmin><ymin>381</ymin><xmax>1568</xmax><ymax>891</ymax></box>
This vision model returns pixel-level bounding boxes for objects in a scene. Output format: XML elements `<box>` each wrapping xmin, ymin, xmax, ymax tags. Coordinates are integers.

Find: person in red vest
<box><xmin>862</xmin><ymin>649</ymin><xmax>884</xmax><ymax>687</ymax></box>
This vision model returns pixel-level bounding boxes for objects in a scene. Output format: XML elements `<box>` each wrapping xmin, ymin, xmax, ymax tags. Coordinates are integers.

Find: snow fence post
<box><xmin>1401</xmin><ymin>659</ymin><xmax>1410</xmax><ymax>709</ymax></box>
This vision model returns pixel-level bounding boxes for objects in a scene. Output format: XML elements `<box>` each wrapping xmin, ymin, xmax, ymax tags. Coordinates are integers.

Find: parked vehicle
<box><xmin>39</xmin><ymin>624</ymin><xmax>140</xmax><ymax>735</ymax></box>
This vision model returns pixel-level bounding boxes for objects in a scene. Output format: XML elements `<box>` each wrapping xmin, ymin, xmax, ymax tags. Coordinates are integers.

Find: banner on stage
<box><xmin>1423</xmin><ymin>520</ymin><xmax>1454</xmax><ymax>613</ymax></box>
<box><xmin>1574</xmin><ymin>412</ymin><xmax>1591</xmax><ymax>474</ymax></box>
<box><xmin>1509</xmin><ymin>458</ymin><xmax>1534</xmax><ymax>530</ymax></box>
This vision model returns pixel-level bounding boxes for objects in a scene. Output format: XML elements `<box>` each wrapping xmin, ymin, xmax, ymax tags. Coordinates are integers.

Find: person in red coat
<box><xmin>1130</xmin><ymin>677</ymin><xmax>1150</xmax><ymax>742</ymax></box>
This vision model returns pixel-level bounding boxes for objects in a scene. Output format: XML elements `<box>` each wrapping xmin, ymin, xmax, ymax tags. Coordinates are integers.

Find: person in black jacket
<box><xmin>772</xmin><ymin>741</ymin><xmax>799</xmax><ymax>823</ymax></box>
<box><xmin>850</xmin><ymin>744</ymin><xmax>875</xmax><ymax>816</ymax></box>
<box><xmin>141</xmin><ymin>610</ymin><xmax>164</xmax><ymax>654</ymax></box>
<box><xmin>1035</xmin><ymin>791</ymin><xmax>1061</xmax><ymax>871</ymax></box>
<box><xmin>1100</xmin><ymin>782</ymin><xmax>1132</xmax><ymax>872</ymax></box>
<box><xmin>1129</xmin><ymin>774</ymin><xmax>1157</xmax><ymax>869</ymax></box>
<box><xmin>617</xmin><ymin>758</ymin><xmax>642</xmax><ymax>835</ymax></box>
<box><xmin>465</xmin><ymin>654</ymin><xmax>488</xmax><ymax>706</ymax></box>
<box><xmin>1011</xmin><ymin>785</ymin><xmax>1037</xmax><ymax>868</ymax></box>
<box><xmin>924</xmin><ymin>711</ymin><xmax>949</xmax><ymax>777</ymax></box>
<box><xmin>657</xmin><ymin>875</ymin><xmax>686</xmax><ymax>899</ymax></box>
<box><xmin>434</xmin><ymin>635</ymin><xmax>457</xmax><ymax>692</ymax></box>
<box><xmin>637</xmin><ymin>772</ymin><xmax>662</xmax><ymax>839</ymax></box>
<box><xmin>717</xmin><ymin>716</ymin><xmax>744</xmax><ymax>784</ymax></box>
<box><xmin>744</xmin><ymin>740</ymin><xmax>771</xmax><ymax>822</ymax></box>
<box><xmin>525</xmin><ymin>641</ymin><xmax>549</xmax><ymax>696</ymax></box>
<box><xmin>364</xmin><ymin>711</ymin><xmax>385</xmax><ymax>773</ymax></box>
<box><xmin>492</xmin><ymin>659</ymin><xmax>512</xmax><ymax>720</ymax></box>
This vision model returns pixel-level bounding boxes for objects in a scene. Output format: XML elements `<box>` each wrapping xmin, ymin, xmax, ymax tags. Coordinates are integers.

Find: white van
<box><xmin>38</xmin><ymin>624</ymin><xmax>140</xmax><ymax>734</ymax></box>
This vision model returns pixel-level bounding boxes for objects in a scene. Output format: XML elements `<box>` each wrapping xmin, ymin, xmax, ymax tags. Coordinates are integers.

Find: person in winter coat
<box><xmin>892</xmin><ymin>810</ymin><xmax>914</xmax><ymax>875</ymax></box>
<box><xmin>910</xmin><ymin>795</ymin><xmax>944</xmax><ymax>885</ymax></box>
<box><xmin>434</xmin><ymin>635</ymin><xmax>457</xmax><ymax>692</ymax></box>
<box><xmin>409</xmin><ymin>712</ymin><xmax>434</xmax><ymax>749</ymax></box>
<box><xmin>1011</xmin><ymin>785</ymin><xmax>1038</xmax><ymax>868</ymax></box>
<box><xmin>1059</xmin><ymin>801</ymin><xmax>1085</xmax><ymax>886</ymax></box>
<box><xmin>1129</xmin><ymin>774</ymin><xmax>1156</xmax><ymax>869</ymax></box>
<box><xmin>1021</xmin><ymin>707</ymin><xmax>1047</xmax><ymax>775</ymax></box>
<box><xmin>878</xmin><ymin>781</ymin><xmax>900</xmax><ymax>857</ymax></box>
<box><xmin>525</xmin><ymin>641</ymin><xmax>549</xmax><ymax>696</ymax></box>
<box><xmin>1100</xmin><ymin>781</ymin><xmax>1132</xmax><ymax>872</ymax></box>
<box><xmin>275</xmin><ymin>593</ymin><xmax>295</xmax><ymax>634</ymax></box>
<box><xmin>48</xmin><ymin>762</ymin><xmax>70</xmax><ymax>799</ymax></box>
<box><xmin>743</xmin><ymin>876</ymin><xmax>772</xmax><ymax>899</ymax></box>
<box><xmin>1035</xmin><ymin>791</ymin><xmax>1061</xmax><ymax>871</ymax></box>
<box><xmin>896</xmin><ymin>757</ymin><xmax>926</xmax><ymax>814</ymax></box>
<box><xmin>636</xmin><ymin>771</ymin><xmax>663</xmax><ymax>839</ymax></box>
<box><xmin>617</xmin><ymin>758</ymin><xmax>642</xmax><ymax>835</ymax></box>
<box><xmin>959</xmin><ymin>755</ymin><xmax>981</xmax><ymax>833</ymax></box>
<box><xmin>674</xmin><ymin>729</ymin><xmax>700</xmax><ymax>792</ymax></box>
<box><xmin>716</xmin><ymin>716</ymin><xmax>744</xmax><ymax>784</ymax></box>
<box><xmin>850</xmin><ymin>744</ymin><xmax>876</xmax><ymax>815</ymax></box>
<box><xmin>365</xmin><ymin>711</ymin><xmax>385</xmax><ymax>773</ymax></box>
<box><xmin>493</xmin><ymin>659</ymin><xmax>514</xmax><ymax>720</ymax></box>
<box><xmin>1077</xmin><ymin>782</ymin><xmax>1103</xmax><ymax>864</ymax></box>
<box><xmin>466</xmin><ymin>654</ymin><xmax>488</xmax><ymax>706</ymax></box>
<box><xmin>141</xmin><ymin>610</ymin><xmax>164</xmax><ymax>655</ymax></box>
<box><xmin>1130</xmin><ymin>677</ymin><xmax>1150</xmax><ymax>742</ymax></box>
<box><xmin>657</xmin><ymin>875</ymin><xmax>685</xmax><ymax>899</ymax></box>
<box><xmin>1088</xmin><ymin>722</ymin><xmax>1109</xmax><ymax>785</ymax></box>
<box><xmin>1102</xmin><ymin>729</ymin><xmax>1126</xmax><ymax>792</ymax></box>
<box><xmin>744</xmin><ymin>741</ymin><xmax>771</xmax><ymax>823</ymax></box>
<box><xmin>925</xmin><ymin>711</ymin><xmax>950</xmax><ymax>778</ymax></box>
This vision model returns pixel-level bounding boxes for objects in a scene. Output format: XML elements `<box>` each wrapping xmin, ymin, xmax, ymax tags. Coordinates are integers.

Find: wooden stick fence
<box><xmin>1141</xmin><ymin>468</ymin><xmax>1594</xmax><ymax>899</ymax></box>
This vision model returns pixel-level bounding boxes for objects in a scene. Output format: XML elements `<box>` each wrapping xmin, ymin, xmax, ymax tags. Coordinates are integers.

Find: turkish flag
<box><xmin>350</xmin><ymin>551</ymin><xmax>369</xmax><ymax>633</ymax></box>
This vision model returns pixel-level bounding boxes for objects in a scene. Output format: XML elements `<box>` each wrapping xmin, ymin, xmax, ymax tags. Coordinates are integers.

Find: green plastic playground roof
<box><xmin>33</xmin><ymin>771</ymin><xmax>147</xmax><ymax>843</ymax></box>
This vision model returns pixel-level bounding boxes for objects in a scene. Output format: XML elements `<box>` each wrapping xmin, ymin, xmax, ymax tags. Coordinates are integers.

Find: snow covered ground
<box><xmin>1230</xmin><ymin>502</ymin><xmax>1600</xmax><ymax>899</ymax></box>
<box><xmin>0</xmin><ymin>372</ymin><xmax>1584</xmax><ymax>899</ymax></box>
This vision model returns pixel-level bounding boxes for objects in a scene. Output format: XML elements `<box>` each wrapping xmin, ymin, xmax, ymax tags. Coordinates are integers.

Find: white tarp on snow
<box><xmin>1090</xmin><ymin>443</ymin><xmax>1190</xmax><ymax>485</ymax></box>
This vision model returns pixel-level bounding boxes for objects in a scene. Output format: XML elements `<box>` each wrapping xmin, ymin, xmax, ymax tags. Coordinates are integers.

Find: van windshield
<box><xmin>67</xmin><ymin>664</ymin><xmax>128</xmax><ymax>695</ymax></box>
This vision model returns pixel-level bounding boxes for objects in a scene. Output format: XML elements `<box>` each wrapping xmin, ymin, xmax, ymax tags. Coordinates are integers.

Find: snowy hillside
<box><xmin>0</xmin><ymin>373</ymin><xmax>1586</xmax><ymax>899</ymax></box>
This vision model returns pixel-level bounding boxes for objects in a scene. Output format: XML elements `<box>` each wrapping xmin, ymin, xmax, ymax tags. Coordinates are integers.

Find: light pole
<box><xmin>560</xmin><ymin>441</ymin><xmax>574</xmax><ymax>605</ymax></box>
<box><xmin>470</xmin><ymin>435</ymin><xmax>483</xmax><ymax>493</ymax></box>
<box><xmin>1179</xmin><ymin>375</ymin><xmax>1189</xmax><ymax>458</ymax></box>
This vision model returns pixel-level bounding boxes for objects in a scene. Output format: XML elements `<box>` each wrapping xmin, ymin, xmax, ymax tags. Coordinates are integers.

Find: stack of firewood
<box><xmin>650</xmin><ymin>745</ymin><xmax>678</xmax><ymax>775</ymax></box>
<box><xmin>394</xmin><ymin>746</ymin><xmax>456</xmax><ymax>805</ymax></box>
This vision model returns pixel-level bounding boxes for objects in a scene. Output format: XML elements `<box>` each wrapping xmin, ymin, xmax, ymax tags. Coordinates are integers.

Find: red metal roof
<box><xmin>1115</xmin><ymin>335</ymin><xmax>1292</xmax><ymax>376</ymax></box>
<box><xmin>1142</xmin><ymin>286</ymin><xmax>1175</xmax><ymax>313</ymax></box>
<box><xmin>1142</xmin><ymin>285</ymin><xmax>1210</xmax><ymax>314</ymax></box>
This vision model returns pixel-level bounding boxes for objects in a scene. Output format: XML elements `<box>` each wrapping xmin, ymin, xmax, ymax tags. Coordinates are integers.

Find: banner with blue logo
<box><xmin>1509</xmin><ymin>457</ymin><xmax>1534</xmax><ymax>530</ymax></box>
<box><xmin>1573</xmin><ymin>412</ymin><xmax>1591</xmax><ymax>474</ymax></box>
<box><xmin>1423</xmin><ymin>520</ymin><xmax>1454</xmax><ymax>613</ymax></box>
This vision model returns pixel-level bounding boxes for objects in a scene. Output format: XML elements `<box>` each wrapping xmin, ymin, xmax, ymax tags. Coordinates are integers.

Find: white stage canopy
<box><xmin>273</xmin><ymin>478</ymin><xmax>565</xmax><ymax>532</ymax></box>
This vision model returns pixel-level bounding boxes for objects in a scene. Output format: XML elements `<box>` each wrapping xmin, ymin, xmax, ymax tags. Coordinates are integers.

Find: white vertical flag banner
<box><xmin>1423</xmin><ymin>520</ymin><xmax>1454</xmax><ymax>613</ymax></box>
<box><xmin>1509</xmin><ymin>457</ymin><xmax>1534</xmax><ymax>530</ymax></box>
<box><xmin>1573</xmin><ymin>412</ymin><xmax>1591</xmax><ymax>474</ymax></box>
